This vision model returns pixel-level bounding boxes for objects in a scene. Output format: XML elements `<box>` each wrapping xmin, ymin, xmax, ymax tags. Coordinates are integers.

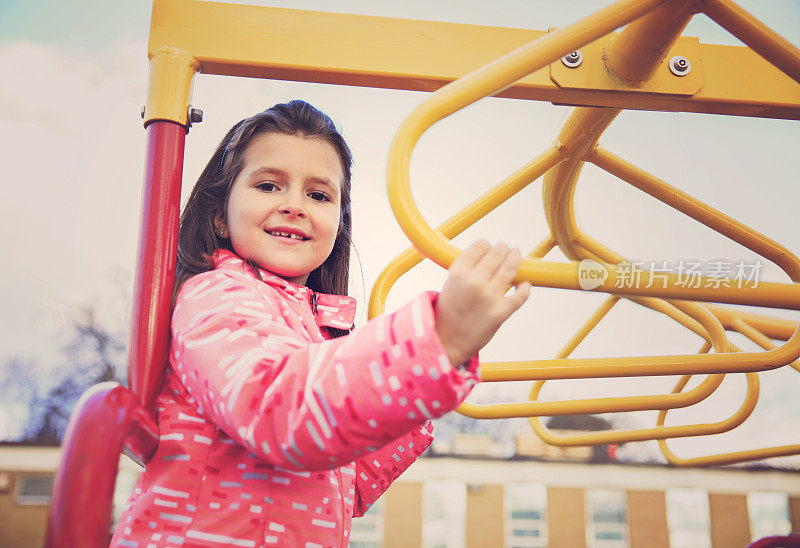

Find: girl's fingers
<box><xmin>474</xmin><ymin>242</ymin><xmax>511</xmax><ymax>279</ymax></box>
<box><xmin>454</xmin><ymin>240</ymin><xmax>492</xmax><ymax>271</ymax></box>
<box><xmin>491</xmin><ymin>248</ymin><xmax>523</xmax><ymax>287</ymax></box>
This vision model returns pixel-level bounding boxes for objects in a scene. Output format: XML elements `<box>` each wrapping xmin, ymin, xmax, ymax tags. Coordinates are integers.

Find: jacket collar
<box><xmin>212</xmin><ymin>249</ymin><xmax>356</xmax><ymax>331</ymax></box>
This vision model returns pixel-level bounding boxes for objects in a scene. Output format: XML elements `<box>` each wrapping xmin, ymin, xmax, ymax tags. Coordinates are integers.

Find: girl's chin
<box><xmin>256</xmin><ymin>263</ymin><xmax>311</xmax><ymax>284</ymax></box>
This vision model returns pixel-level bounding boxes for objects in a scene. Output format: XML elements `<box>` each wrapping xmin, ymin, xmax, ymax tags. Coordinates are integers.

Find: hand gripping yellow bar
<box><xmin>369</xmin><ymin>147</ymin><xmax>566</xmax><ymax>318</ymax></box>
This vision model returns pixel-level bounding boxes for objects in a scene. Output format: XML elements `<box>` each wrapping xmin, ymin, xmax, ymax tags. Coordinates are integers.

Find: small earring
<box><xmin>219</xmin><ymin>228</ymin><xmax>225</xmax><ymax>237</ymax></box>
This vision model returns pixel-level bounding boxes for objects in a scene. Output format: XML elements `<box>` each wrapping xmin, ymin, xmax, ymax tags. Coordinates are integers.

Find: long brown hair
<box><xmin>174</xmin><ymin>100</ymin><xmax>353</xmax><ymax>334</ymax></box>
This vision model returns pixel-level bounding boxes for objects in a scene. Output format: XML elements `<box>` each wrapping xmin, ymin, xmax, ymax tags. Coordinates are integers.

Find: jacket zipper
<box><xmin>312</xmin><ymin>289</ymin><xmax>346</xmax><ymax>546</ymax></box>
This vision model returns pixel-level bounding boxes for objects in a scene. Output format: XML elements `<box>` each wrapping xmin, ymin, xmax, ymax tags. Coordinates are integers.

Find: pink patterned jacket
<box><xmin>111</xmin><ymin>250</ymin><xmax>479</xmax><ymax>548</ymax></box>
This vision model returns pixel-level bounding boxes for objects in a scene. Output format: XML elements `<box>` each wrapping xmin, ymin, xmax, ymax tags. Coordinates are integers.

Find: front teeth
<box><xmin>269</xmin><ymin>230</ymin><xmax>305</xmax><ymax>240</ymax></box>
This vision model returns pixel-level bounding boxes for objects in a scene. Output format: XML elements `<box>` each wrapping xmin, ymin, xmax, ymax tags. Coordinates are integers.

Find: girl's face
<box><xmin>221</xmin><ymin>132</ymin><xmax>343</xmax><ymax>286</ymax></box>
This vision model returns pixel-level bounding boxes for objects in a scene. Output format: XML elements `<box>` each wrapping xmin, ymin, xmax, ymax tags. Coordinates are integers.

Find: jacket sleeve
<box><xmin>170</xmin><ymin>269</ymin><xmax>479</xmax><ymax>471</ymax></box>
<box><xmin>352</xmin><ymin>421</ymin><xmax>434</xmax><ymax>518</ymax></box>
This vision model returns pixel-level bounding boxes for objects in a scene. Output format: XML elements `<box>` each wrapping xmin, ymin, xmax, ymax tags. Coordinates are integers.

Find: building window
<box><xmin>666</xmin><ymin>487</ymin><xmax>711</xmax><ymax>548</ymax></box>
<box><xmin>349</xmin><ymin>497</ymin><xmax>384</xmax><ymax>548</ymax></box>
<box><xmin>586</xmin><ymin>489</ymin><xmax>628</xmax><ymax>548</ymax></box>
<box><xmin>422</xmin><ymin>479</ymin><xmax>466</xmax><ymax>548</ymax></box>
<box><xmin>748</xmin><ymin>491</ymin><xmax>791</xmax><ymax>541</ymax></box>
<box><xmin>15</xmin><ymin>474</ymin><xmax>54</xmax><ymax>505</ymax></box>
<box><xmin>505</xmin><ymin>482</ymin><xmax>547</xmax><ymax>548</ymax></box>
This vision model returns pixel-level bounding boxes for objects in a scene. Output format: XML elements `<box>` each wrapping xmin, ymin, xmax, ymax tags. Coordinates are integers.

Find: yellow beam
<box><xmin>148</xmin><ymin>0</ymin><xmax>800</xmax><ymax>120</ymax></box>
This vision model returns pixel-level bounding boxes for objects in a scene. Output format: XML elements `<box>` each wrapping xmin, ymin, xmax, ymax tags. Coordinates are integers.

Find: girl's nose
<box><xmin>278</xmin><ymin>192</ymin><xmax>306</xmax><ymax>217</ymax></box>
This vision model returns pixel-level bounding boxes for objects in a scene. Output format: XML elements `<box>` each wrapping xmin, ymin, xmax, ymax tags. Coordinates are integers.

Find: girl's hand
<box><xmin>434</xmin><ymin>240</ymin><xmax>532</xmax><ymax>367</ymax></box>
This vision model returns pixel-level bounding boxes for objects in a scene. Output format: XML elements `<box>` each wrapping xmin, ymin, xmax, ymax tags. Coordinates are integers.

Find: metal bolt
<box><xmin>187</xmin><ymin>105</ymin><xmax>204</xmax><ymax>125</ymax></box>
<box><xmin>140</xmin><ymin>106</ymin><xmax>146</xmax><ymax>119</ymax></box>
<box><xmin>668</xmin><ymin>55</ymin><xmax>691</xmax><ymax>76</ymax></box>
<box><xmin>561</xmin><ymin>50</ymin><xmax>583</xmax><ymax>68</ymax></box>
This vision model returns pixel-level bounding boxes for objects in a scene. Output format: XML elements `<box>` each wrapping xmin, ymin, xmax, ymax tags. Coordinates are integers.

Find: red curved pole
<box><xmin>129</xmin><ymin>120</ymin><xmax>186</xmax><ymax>413</ymax></box>
<box><xmin>45</xmin><ymin>383</ymin><xmax>158</xmax><ymax>547</ymax></box>
<box><xmin>45</xmin><ymin>120</ymin><xmax>185</xmax><ymax>545</ymax></box>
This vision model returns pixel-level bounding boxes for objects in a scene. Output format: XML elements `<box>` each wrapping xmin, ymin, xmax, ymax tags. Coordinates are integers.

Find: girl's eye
<box><xmin>256</xmin><ymin>181</ymin><xmax>278</xmax><ymax>192</ymax></box>
<box><xmin>308</xmin><ymin>190</ymin><xmax>331</xmax><ymax>203</ymax></box>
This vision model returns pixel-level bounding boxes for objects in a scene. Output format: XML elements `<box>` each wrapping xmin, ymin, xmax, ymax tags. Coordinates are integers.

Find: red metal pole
<box><xmin>128</xmin><ymin>120</ymin><xmax>186</xmax><ymax>413</ymax></box>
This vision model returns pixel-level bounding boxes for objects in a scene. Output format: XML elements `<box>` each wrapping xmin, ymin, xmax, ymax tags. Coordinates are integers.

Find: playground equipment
<box><xmin>45</xmin><ymin>0</ymin><xmax>800</xmax><ymax>545</ymax></box>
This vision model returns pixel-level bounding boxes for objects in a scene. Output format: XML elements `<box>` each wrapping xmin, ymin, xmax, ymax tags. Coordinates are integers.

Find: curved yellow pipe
<box><xmin>528</xmin><ymin>371</ymin><xmax>759</xmax><ymax>446</ymax></box>
<box><xmin>656</xmin><ymin>374</ymin><xmax>800</xmax><ymax>467</ymax></box>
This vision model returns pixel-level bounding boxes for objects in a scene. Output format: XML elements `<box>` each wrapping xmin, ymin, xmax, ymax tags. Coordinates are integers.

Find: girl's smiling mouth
<box><xmin>265</xmin><ymin>227</ymin><xmax>310</xmax><ymax>241</ymax></box>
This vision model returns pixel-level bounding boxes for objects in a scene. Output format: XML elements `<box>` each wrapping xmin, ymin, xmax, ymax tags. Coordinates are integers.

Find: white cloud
<box><xmin>0</xmin><ymin>38</ymin><xmax>147</xmax><ymax>364</ymax></box>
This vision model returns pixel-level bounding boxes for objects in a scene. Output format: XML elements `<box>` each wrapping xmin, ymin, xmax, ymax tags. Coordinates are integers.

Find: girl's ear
<box><xmin>214</xmin><ymin>212</ymin><xmax>227</xmax><ymax>238</ymax></box>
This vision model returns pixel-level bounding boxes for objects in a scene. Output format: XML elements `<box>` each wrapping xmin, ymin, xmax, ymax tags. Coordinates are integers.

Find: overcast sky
<box><xmin>1</xmin><ymin>0</ymin><xmax>799</xmax><ymax>466</ymax></box>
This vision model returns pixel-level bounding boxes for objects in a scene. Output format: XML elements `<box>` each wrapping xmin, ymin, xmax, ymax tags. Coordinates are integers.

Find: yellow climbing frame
<box><xmin>145</xmin><ymin>0</ymin><xmax>800</xmax><ymax>466</ymax></box>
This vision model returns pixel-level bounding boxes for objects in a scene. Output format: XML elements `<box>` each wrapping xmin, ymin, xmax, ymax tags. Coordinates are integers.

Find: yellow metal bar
<box><xmin>456</xmin><ymin>299</ymin><xmax>726</xmax><ymax>419</ymax></box>
<box><xmin>144</xmin><ymin>47</ymin><xmax>199</xmax><ymax>127</ymax></box>
<box><xmin>520</xmin><ymin>292</ymin><xmax>760</xmax><ymax>451</ymax></box>
<box><xmin>703</xmin><ymin>0</ymin><xmax>800</xmax><ymax>86</ymax></box>
<box><xmin>587</xmin><ymin>146</ymin><xmax>800</xmax><ymax>279</ymax></box>
<box><xmin>368</xmin><ymin>147</ymin><xmax>565</xmax><ymax>319</ymax></box>
<box><xmin>472</xmin><ymin>278</ymin><xmax>793</xmax><ymax>379</ymax></box>
<box><xmin>556</xmin><ymin>296</ymin><xmax>619</xmax><ymax>359</ymax></box>
<box><xmin>516</xmin><ymin>292</ymin><xmax>742</xmax><ymax>445</ymax></box>
<box><xmin>656</xmin><ymin>374</ymin><xmax>800</xmax><ymax>466</ymax></box>
<box><xmin>527</xmin><ymin>371</ymin><xmax>759</xmax><ymax>446</ymax></box>
<box><xmin>660</xmin><ymin>440</ymin><xmax>800</xmax><ymax>467</ymax></box>
<box><xmin>148</xmin><ymin>0</ymin><xmax>800</xmax><ymax>119</ymax></box>
<box><xmin>476</xmin><ymin>347</ymin><xmax>780</xmax><ymax>380</ymax></box>
<box><xmin>457</xmin><ymin>374</ymin><xmax>723</xmax><ymax>419</ymax></box>
<box><xmin>705</xmin><ymin>303</ymin><xmax>799</xmax><ymax>342</ymax></box>
<box><xmin>730</xmin><ymin>318</ymin><xmax>800</xmax><ymax>374</ymax></box>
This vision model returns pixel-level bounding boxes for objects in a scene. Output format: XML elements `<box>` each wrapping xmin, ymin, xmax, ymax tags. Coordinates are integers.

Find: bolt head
<box><xmin>561</xmin><ymin>50</ymin><xmax>583</xmax><ymax>68</ymax></box>
<box><xmin>668</xmin><ymin>55</ymin><xmax>691</xmax><ymax>76</ymax></box>
<box><xmin>188</xmin><ymin>106</ymin><xmax>203</xmax><ymax>124</ymax></box>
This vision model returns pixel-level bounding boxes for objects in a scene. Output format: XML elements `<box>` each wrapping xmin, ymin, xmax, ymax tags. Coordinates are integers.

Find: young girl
<box><xmin>111</xmin><ymin>100</ymin><xmax>530</xmax><ymax>548</ymax></box>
